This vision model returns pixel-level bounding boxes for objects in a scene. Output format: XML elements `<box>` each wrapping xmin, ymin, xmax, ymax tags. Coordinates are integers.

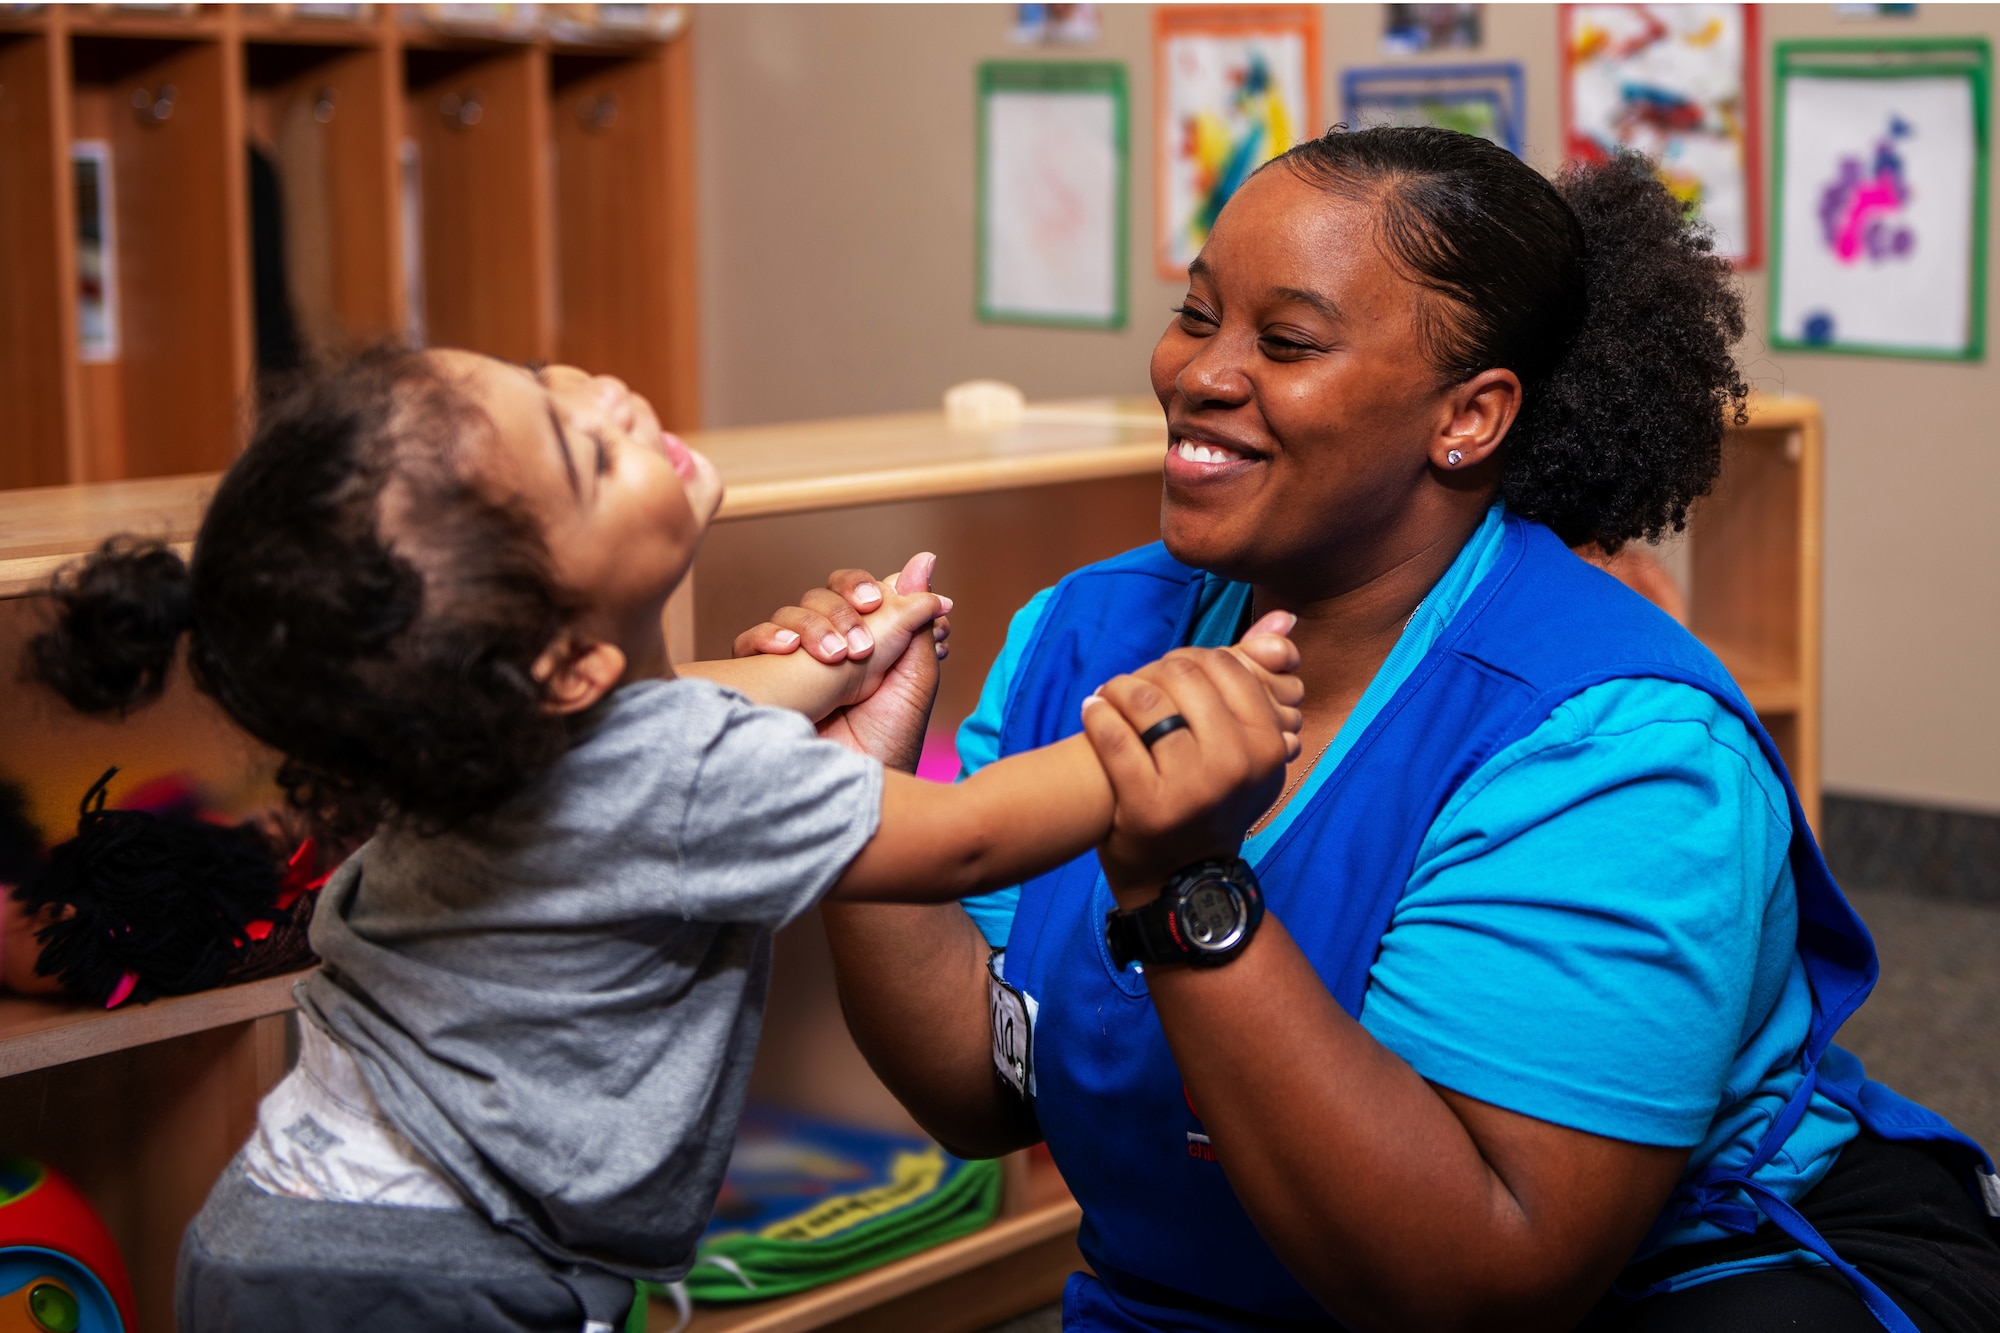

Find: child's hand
<box><xmin>733</xmin><ymin>555</ymin><xmax>952</xmax><ymax>666</ymax></box>
<box><xmin>1078</xmin><ymin>631</ymin><xmax>1303</xmax><ymax>907</ymax></box>
<box><xmin>1225</xmin><ymin>610</ymin><xmax>1304</xmax><ymax>716</ymax></box>
<box><xmin>837</xmin><ymin>576</ymin><xmax>953</xmax><ymax>710</ymax></box>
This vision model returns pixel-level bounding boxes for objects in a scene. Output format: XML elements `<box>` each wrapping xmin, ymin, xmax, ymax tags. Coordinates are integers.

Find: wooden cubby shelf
<box><xmin>0</xmin><ymin>971</ymin><xmax>306</xmax><ymax>1080</ymax></box>
<box><xmin>0</xmin><ymin>3</ymin><xmax>698</xmax><ymax>492</ymax></box>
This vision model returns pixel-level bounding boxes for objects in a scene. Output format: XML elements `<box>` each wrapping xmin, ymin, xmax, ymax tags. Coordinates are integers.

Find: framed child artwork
<box><xmin>1342</xmin><ymin>62</ymin><xmax>1525</xmax><ymax>155</ymax></box>
<box><xmin>1382</xmin><ymin>4</ymin><xmax>1483</xmax><ymax>56</ymax></box>
<box><xmin>976</xmin><ymin>61</ymin><xmax>1129</xmax><ymax>330</ymax></box>
<box><xmin>1562</xmin><ymin>4</ymin><xmax>1761</xmax><ymax>268</ymax></box>
<box><xmin>1154</xmin><ymin>5</ymin><xmax>1320</xmax><ymax>278</ymax></box>
<box><xmin>1771</xmin><ymin>39</ymin><xmax>1990</xmax><ymax>360</ymax></box>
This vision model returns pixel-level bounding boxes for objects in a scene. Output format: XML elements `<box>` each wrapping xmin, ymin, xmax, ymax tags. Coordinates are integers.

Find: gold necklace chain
<box><xmin>1243</xmin><ymin>605</ymin><xmax>1421</xmax><ymax>839</ymax></box>
<box><xmin>1246</xmin><ymin>733</ymin><xmax>1337</xmax><ymax>838</ymax></box>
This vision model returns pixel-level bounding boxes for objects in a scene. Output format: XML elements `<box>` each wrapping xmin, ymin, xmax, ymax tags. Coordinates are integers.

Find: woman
<box><xmin>742</xmin><ymin>129</ymin><xmax>2000</xmax><ymax>1331</ymax></box>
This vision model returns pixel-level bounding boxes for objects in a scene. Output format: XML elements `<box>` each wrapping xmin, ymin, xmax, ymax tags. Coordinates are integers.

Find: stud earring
<box><xmin>1446</xmin><ymin>449</ymin><xmax>1463</xmax><ymax>467</ymax></box>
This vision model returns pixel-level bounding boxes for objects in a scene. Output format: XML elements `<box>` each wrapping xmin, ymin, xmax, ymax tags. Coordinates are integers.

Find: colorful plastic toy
<box><xmin>0</xmin><ymin>1159</ymin><xmax>133</xmax><ymax>1333</ymax></box>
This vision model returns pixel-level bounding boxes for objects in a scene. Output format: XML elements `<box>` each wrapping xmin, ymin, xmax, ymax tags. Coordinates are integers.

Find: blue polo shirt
<box><xmin>956</xmin><ymin>505</ymin><xmax>1857</xmax><ymax>1268</ymax></box>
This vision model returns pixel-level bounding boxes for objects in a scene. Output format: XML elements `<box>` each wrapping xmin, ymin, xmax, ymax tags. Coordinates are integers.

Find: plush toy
<box><xmin>0</xmin><ymin>1157</ymin><xmax>134</xmax><ymax>1333</ymax></box>
<box><xmin>1</xmin><ymin>771</ymin><xmax>329</xmax><ymax>1009</ymax></box>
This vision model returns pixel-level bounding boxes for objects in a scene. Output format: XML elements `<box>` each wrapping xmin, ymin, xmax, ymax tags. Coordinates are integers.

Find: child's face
<box><xmin>439</xmin><ymin>350</ymin><xmax>722</xmax><ymax>674</ymax></box>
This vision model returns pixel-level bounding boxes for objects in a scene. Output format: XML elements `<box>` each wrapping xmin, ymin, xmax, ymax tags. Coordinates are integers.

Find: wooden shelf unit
<box><xmin>0</xmin><ymin>395</ymin><xmax>1821</xmax><ymax>1330</ymax></box>
<box><xmin>0</xmin><ymin>4</ymin><xmax>698</xmax><ymax>491</ymax></box>
<box><xmin>1688</xmin><ymin>395</ymin><xmax>1824</xmax><ymax>828</ymax></box>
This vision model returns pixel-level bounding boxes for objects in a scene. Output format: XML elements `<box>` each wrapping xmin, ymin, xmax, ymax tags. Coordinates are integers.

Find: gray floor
<box><xmin>1838</xmin><ymin>888</ymin><xmax>2000</xmax><ymax>1151</ymax></box>
<box><xmin>975</xmin><ymin>889</ymin><xmax>2000</xmax><ymax>1333</ymax></box>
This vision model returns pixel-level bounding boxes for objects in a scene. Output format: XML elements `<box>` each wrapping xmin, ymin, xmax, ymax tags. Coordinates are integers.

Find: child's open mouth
<box><xmin>661</xmin><ymin>431</ymin><xmax>699</xmax><ymax>483</ymax></box>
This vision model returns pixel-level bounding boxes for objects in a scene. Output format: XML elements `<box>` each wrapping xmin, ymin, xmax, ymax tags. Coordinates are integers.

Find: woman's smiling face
<box><xmin>1150</xmin><ymin>166</ymin><xmax>1469</xmax><ymax>599</ymax></box>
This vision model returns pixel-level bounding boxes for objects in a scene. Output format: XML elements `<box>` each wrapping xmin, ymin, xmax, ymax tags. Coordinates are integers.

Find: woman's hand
<box><xmin>735</xmin><ymin>554</ymin><xmax>951</xmax><ymax>772</ymax></box>
<box><xmin>1080</xmin><ymin>614</ymin><xmax>1304</xmax><ymax>907</ymax></box>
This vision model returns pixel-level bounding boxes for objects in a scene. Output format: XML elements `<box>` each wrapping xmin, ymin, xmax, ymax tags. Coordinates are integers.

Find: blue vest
<box><xmin>997</xmin><ymin>516</ymin><xmax>1994</xmax><ymax>1333</ymax></box>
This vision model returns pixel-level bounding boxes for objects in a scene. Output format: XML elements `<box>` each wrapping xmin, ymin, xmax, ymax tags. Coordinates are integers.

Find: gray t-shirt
<box><xmin>297</xmin><ymin>678</ymin><xmax>883</xmax><ymax>1280</ymax></box>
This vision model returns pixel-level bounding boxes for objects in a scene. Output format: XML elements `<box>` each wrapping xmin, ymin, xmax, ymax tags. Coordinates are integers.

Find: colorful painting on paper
<box><xmin>1772</xmin><ymin>42</ymin><xmax>1989</xmax><ymax>360</ymax></box>
<box><xmin>1156</xmin><ymin>6</ymin><xmax>1320</xmax><ymax>277</ymax></box>
<box><xmin>1563</xmin><ymin>4</ymin><xmax>1760</xmax><ymax>266</ymax></box>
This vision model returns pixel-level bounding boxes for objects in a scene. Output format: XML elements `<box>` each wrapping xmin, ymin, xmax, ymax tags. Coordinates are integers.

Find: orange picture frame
<box><xmin>1153</xmin><ymin>5</ymin><xmax>1323</xmax><ymax>279</ymax></box>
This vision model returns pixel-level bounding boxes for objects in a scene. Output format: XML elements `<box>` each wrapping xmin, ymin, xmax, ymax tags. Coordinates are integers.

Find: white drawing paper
<box><xmin>983</xmin><ymin>88</ymin><xmax>1121</xmax><ymax>325</ymax></box>
<box><xmin>1776</xmin><ymin>72</ymin><xmax>1977</xmax><ymax>354</ymax></box>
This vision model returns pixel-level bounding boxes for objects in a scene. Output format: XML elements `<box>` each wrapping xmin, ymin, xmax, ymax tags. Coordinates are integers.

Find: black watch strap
<box><xmin>1105</xmin><ymin>857</ymin><xmax>1263</xmax><ymax>970</ymax></box>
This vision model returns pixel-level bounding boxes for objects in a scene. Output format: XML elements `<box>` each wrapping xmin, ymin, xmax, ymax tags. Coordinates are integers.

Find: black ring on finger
<box><xmin>1138</xmin><ymin>714</ymin><xmax>1190</xmax><ymax>749</ymax></box>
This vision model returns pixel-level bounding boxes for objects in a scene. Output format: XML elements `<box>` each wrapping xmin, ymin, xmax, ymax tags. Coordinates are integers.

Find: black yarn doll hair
<box><xmin>13</xmin><ymin>768</ymin><xmax>283</xmax><ymax>1007</ymax></box>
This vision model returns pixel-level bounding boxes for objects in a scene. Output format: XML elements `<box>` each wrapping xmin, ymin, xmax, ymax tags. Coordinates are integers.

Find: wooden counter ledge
<box><xmin>0</xmin><ymin>400</ymin><xmax>1167</xmax><ymax>598</ymax></box>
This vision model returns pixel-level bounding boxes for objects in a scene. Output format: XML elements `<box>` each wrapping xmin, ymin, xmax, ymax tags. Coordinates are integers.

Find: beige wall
<box><xmin>692</xmin><ymin>4</ymin><xmax>2000</xmax><ymax>814</ymax></box>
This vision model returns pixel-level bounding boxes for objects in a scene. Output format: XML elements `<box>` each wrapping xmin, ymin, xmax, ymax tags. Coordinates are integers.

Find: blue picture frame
<box><xmin>1341</xmin><ymin>61</ymin><xmax>1526</xmax><ymax>155</ymax></box>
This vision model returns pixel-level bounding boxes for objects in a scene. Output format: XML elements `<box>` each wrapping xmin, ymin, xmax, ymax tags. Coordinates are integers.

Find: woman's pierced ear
<box><xmin>1446</xmin><ymin>449</ymin><xmax>1463</xmax><ymax>467</ymax></box>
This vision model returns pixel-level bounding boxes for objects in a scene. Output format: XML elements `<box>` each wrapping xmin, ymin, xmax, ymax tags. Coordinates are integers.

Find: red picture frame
<box><xmin>1559</xmin><ymin>3</ymin><xmax>1764</xmax><ymax>270</ymax></box>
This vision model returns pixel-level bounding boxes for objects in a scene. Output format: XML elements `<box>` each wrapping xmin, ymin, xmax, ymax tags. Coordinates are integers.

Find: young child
<box><xmin>29</xmin><ymin>347</ymin><xmax>1301</xmax><ymax>1333</ymax></box>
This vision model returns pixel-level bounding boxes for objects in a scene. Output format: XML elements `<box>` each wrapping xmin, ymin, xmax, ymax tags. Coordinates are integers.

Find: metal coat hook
<box><xmin>131</xmin><ymin>83</ymin><xmax>177</xmax><ymax>125</ymax></box>
<box><xmin>578</xmin><ymin>94</ymin><xmax>618</xmax><ymax>131</ymax></box>
<box><xmin>439</xmin><ymin>90</ymin><xmax>483</xmax><ymax>128</ymax></box>
<box><xmin>313</xmin><ymin>87</ymin><xmax>338</xmax><ymax>124</ymax></box>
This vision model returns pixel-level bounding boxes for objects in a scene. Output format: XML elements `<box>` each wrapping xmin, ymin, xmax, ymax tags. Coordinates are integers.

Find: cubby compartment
<box><xmin>0</xmin><ymin>8</ymin><xmax>695</xmax><ymax>494</ymax></box>
<box><xmin>243</xmin><ymin>39</ymin><xmax>400</xmax><ymax>363</ymax></box>
<box><xmin>402</xmin><ymin>42</ymin><xmax>551</xmax><ymax>363</ymax></box>
<box><xmin>0</xmin><ymin>1014</ymin><xmax>288</xmax><ymax>1333</ymax></box>
<box><xmin>1685</xmin><ymin>409</ymin><xmax>1823</xmax><ymax>827</ymax></box>
<box><xmin>69</xmin><ymin>34</ymin><xmax>244</xmax><ymax>480</ymax></box>
<box><xmin>0</xmin><ymin>30</ymin><xmax>72</xmax><ymax>488</ymax></box>
<box><xmin>1690</xmin><ymin>427</ymin><xmax>1806</xmax><ymax>691</ymax></box>
<box><xmin>548</xmin><ymin>43</ymin><xmax>697</xmax><ymax>426</ymax></box>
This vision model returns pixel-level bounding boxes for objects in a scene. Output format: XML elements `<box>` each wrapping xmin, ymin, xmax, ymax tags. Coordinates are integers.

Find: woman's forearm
<box><xmin>1144</xmin><ymin>916</ymin><xmax>1686</xmax><ymax>1333</ymax></box>
<box><xmin>820</xmin><ymin>900</ymin><xmax>1040</xmax><ymax>1158</ymax></box>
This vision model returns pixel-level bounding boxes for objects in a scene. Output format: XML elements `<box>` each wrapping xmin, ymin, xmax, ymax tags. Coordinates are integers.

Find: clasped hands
<box><xmin>735</xmin><ymin>553</ymin><xmax>1304</xmax><ymax>907</ymax></box>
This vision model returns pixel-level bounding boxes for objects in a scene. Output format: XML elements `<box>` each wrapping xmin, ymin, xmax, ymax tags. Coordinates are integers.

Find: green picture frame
<box><xmin>975</xmin><ymin>60</ymin><xmax>1129</xmax><ymax>331</ymax></box>
<box><xmin>1770</xmin><ymin>38</ymin><xmax>1990</xmax><ymax>362</ymax></box>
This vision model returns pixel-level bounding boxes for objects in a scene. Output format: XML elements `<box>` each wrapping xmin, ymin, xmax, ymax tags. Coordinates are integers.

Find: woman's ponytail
<box><xmin>1509</xmin><ymin>152</ymin><xmax>1750</xmax><ymax>551</ymax></box>
<box><xmin>30</xmin><ymin>537</ymin><xmax>197</xmax><ymax>713</ymax></box>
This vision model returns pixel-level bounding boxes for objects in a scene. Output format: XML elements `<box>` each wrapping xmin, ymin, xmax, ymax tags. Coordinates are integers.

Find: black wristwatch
<box><xmin>1105</xmin><ymin>857</ymin><xmax>1264</xmax><ymax>970</ymax></box>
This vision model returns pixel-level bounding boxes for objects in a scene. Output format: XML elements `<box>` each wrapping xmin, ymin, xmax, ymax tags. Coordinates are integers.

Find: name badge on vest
<box><xmin>988</xmin><ymin>950</ymin><xmax>1036</xmax><ymax>1098</ymax></box>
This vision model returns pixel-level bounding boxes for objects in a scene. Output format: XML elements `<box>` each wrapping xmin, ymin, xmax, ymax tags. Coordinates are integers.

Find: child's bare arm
<box><xmin>677</xmin><ymin>587</ymin><xmax>948</xmax><ymax>721</ymax></box>
<box><xmin>831</xmin><ymin>625</ymin><xmax>1303</xmax><ymax>902</ymax></box>
<box><xmin>833</xmin><ymin>734</ymin><xmax>1112</xmax><ymax>901</ymax></box>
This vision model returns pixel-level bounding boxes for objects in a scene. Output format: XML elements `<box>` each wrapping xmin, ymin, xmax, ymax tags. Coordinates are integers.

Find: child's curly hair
<box><xmin>1278</xmin><ymin>127</ymin><xmax>1749</xmax><ymax>551</ymax></box>
<box><xmin>30</xmin><ymin>347</ymin><xmax>578</xmax><ymax>838</ymax></box>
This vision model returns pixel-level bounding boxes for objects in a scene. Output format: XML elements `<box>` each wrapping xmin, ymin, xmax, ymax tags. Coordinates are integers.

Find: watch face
<box><xmin>1181</xmin><ymin>880</ymin><xmax>1246</xmax><ymax>950</ymax></box>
